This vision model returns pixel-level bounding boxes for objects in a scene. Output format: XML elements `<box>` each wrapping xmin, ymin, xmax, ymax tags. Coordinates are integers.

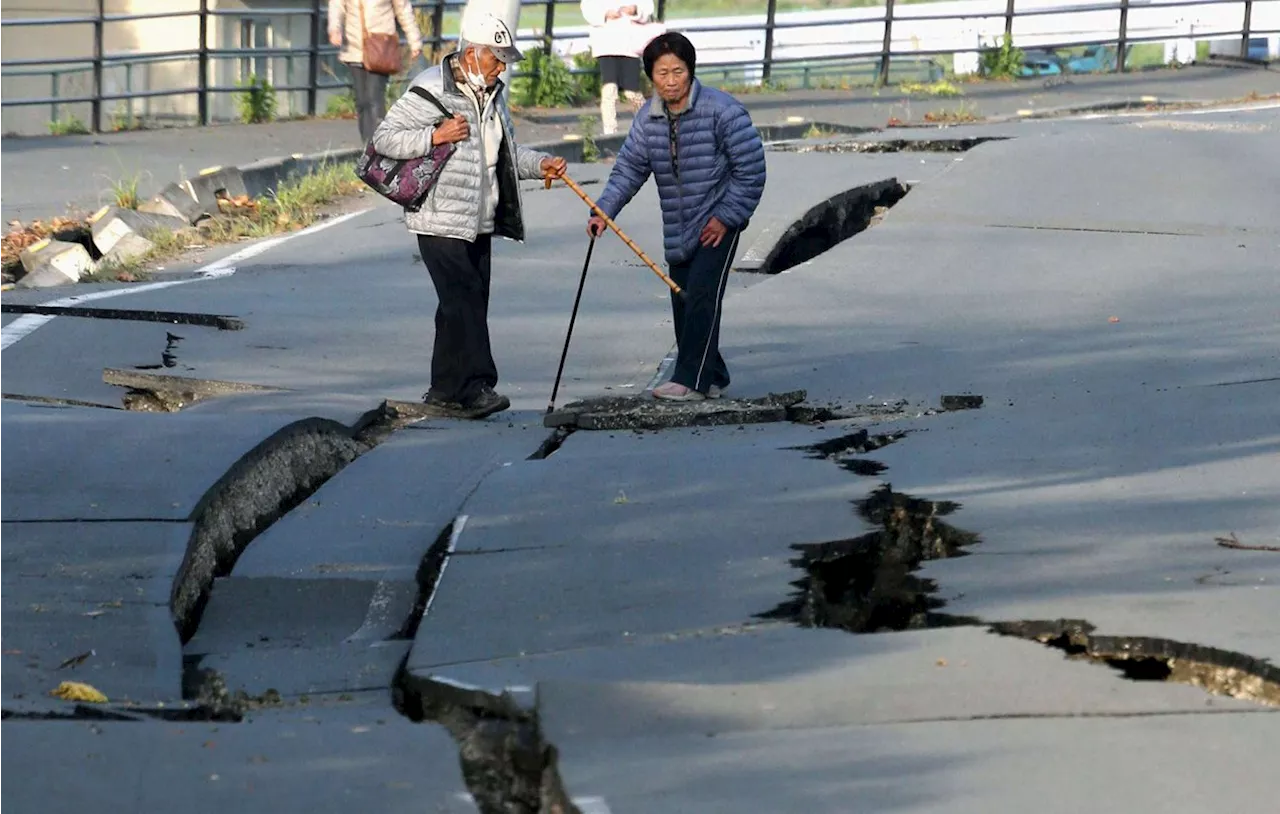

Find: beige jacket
<box><xmin>328</xmin><ymin>0</ymin><xmax>422</xmax><ymax>66</ymax></box>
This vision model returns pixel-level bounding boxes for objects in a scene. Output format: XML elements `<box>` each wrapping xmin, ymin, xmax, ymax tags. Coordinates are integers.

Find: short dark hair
<box><xmin>643</xmin><ymin>32</ymin><xmax>696</xmax><ymax>79</ymax></box>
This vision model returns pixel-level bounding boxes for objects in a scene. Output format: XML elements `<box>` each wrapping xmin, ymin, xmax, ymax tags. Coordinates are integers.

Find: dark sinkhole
<box><xmin>758</xmin><ymin>178</ymin><xmax>911</xmax><ymax>274</ymax></box>
<box><xmin>760</xmin><ymin>484</ymin><xmax>981</xmax><ymax>633</ymax></box>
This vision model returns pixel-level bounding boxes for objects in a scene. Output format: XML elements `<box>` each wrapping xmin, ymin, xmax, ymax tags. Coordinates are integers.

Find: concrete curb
<box><xmin>6</xmin><ymin>118</ymin><xmax>875</xmax><ymax>288</ymax></box>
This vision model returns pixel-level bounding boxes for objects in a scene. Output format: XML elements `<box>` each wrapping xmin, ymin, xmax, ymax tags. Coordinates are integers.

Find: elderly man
<box><xmin>373</xmin><ymin>13</ymin><xmax>567</xmax><ymax>419</ymax></box>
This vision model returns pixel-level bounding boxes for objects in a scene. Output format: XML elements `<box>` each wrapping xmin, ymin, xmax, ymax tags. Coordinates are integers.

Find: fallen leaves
<box><xmin>2</xmin><ymin>217</ymin><xmax>89</xmax><ymax>267</ymax></box>
<box><xmin>50</xmin><ymin>681</ymin><xmax>108</xmax><ymax>703</ymax></box>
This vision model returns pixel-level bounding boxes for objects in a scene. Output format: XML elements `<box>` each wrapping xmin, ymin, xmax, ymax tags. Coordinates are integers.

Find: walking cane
<box><xmin>546</xmin><ymin>235</ymin><xmax>598</xmax><ymax>415</ymax></box>
<box><xmin>548</xmin><ymin>173</ymin><xmax>684</xmax><ymax>297</ymax></box>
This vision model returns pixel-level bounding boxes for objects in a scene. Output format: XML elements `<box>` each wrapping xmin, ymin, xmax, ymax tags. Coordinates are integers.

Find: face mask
<box><xmin>463</xmin><ymin>51</ymin><xmax>488</xmax><ymax>90</ymax></box>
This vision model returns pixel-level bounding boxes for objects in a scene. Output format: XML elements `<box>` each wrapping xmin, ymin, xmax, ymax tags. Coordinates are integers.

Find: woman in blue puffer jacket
<box><xmin>588</xmin><ymin>31</ymin><xmax>767</xmax><ymax>401</ymax></box>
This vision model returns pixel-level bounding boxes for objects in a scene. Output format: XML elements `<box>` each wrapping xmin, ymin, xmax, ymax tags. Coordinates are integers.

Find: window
<box><xmin>239</xmin><ymin>18</ymin><xmax>273</xmax><ymax>82</ymax></box>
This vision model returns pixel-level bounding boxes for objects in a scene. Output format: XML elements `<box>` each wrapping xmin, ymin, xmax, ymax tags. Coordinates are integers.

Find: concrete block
<box><xmin>238</xmin><ymin>155</ymin><xmax>299</xmax><ymax>199</ymax></box>
<box><xmin>137</xmin><ymin>181</ymin><xmax>206</xmax><ymax>224</ymax></box>
<box><xmin>183</xmin><ymin>165</ymin><xmax>249</xmax><ymax>215</ymax></box>
<box><xmin>89</xmin><ymin>206</ymin><xmax>188</xmax><ymax>263</ymax></box>
<box><xmin>288</xmin><ymin>148</ymin><xmax>362</xmax><ymax>179</ymax></box>
<box><xmin>17</xmin><ymin>238</ymin><xmax>92</xmax><ymax>288</ymax></box>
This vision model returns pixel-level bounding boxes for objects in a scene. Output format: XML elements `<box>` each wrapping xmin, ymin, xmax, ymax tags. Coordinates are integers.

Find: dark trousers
<box><xmin>418</xmin><ymin>234</ymin><xmax>497</xmax><ymax>404</ymax></box>
<box><xmin>668</xmin><ymin>230</ymin><xmax>740</xmax><ymax>394</ymax></box>
<box><xmin>349</xmin><ymin>63</ymin><xmax>389</xmax><ymax>142</ymax></box>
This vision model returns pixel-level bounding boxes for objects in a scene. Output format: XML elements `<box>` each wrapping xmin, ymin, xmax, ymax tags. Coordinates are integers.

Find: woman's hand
<box><xmin>329</xmin><ymin>30</ymin><xmax>343</xmax><ymax>47</ymax></box>
<box><xmin>541</xmin><ymin>156</ymin><xmax>568</xmax><ymax>180</ymax></box>
<box><xmin>700</xmin><ymin>216</ymin><xmax>727</xmax><ymax>248</ymax></box>
<box><xmin>431</xmin><ymin>115</ymin><xmax>470</xmax><ymax>146</ymax></box>
<box><xmin>587</xmin><ymin>216</ymin><xmax>607</xmax><ymax>238</ymax></box>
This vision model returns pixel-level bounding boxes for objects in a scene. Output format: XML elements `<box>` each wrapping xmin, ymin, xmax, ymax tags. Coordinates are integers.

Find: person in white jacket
<box><xmin>581</xmin><ymin>0</ymin><xmax>656</xmax><ymax>135</ymax></box>
<box><xmin>328</xmin><ymin>0</ymin><xmax>423</xmax><ymax>141</ymax></box>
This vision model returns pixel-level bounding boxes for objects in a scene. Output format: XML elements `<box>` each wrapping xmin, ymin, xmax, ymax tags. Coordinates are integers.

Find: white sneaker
<box><xmin>653</xmin><ymin>382</ymin><xmax>705</xmax><ymax>401</ymax></box>
<box><xmin>707</xmin><ymin>385</ymin><xmax>725</xmax><ymax>399</ymax></box>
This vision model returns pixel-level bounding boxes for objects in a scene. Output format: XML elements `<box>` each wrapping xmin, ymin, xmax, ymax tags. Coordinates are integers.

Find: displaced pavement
<box><xmin>3</xmin><ymin>64</ymin><xmax>1277</xmax><ymax>224</ymax></box>
<box><xmin>4</xmin><ymin>86</ymin><xmax>1280</xmax><ymax>811</ymax></box>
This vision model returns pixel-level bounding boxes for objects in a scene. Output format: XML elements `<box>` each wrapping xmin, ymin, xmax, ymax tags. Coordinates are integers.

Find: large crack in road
<box><xmin>767</xmin><ymin>438</ymin><xmax>1280</xmax><ymax>709</ymax></box>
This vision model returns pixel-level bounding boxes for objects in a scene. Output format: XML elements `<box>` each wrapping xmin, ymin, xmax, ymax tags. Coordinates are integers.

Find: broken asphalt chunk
<box><xmin>544</xmin><ymin>390</ymin><xmax>807</xmax><ymax>430</ymax></box>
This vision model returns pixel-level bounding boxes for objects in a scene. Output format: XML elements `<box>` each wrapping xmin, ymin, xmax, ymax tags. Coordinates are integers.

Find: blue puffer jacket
<box><xmin>595</xmin><ymin>80</ymin><xmax>767</xmax><ymax>266</ymax></box>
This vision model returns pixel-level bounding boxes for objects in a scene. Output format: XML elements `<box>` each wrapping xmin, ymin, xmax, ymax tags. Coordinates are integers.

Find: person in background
<box><xmin>329</xmin><ymin>0</ymin><xmax>423</xmax><ymax>141</ymax></box>
<box><xmin>588</xmin><ymin>32</ymin><xmax>766</xmax><ymax>401</ymax></box>
<box><xmin>580</xmin><ymin>0</ymin><xmax>655</xmax><ymax>135</ymax></box>
<box><xmin>373</xmin><ymin>13</ymin><xmax>568</xmax><ymax>419</ymax></box>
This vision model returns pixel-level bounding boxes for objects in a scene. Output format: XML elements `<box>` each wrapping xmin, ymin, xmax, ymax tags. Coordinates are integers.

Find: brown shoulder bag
<box><xmin>360</xmin><ymin>0</ymin><xmax>402</xmax><ymax>75</ymax></box>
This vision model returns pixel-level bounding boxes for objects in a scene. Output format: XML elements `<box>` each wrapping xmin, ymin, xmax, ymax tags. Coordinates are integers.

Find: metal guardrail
<box><xmin>0</xmin><ymin>0</ymin><xmax>1272</xmax><ymax>133</ymax></box>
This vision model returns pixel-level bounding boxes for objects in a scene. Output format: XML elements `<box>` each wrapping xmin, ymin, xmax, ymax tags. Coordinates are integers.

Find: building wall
<box><xmin>1</xmin><ymin>0</ymin><xmax>318</xmax><ymax>135</ymax></box>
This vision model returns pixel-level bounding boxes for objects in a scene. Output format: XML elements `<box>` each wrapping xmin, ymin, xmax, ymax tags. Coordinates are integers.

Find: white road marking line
<box><xmin>423</xmin><ymin>515</ymin><xmax>468</xmax><ymax>617</ymax></box>
<box><xmin>1</xmin><ymin>208</ymin><xmax>370</xmax><ymax>352</ymax></box>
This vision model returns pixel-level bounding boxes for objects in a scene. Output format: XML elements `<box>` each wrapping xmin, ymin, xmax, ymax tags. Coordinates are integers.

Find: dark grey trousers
<box><xmin>418</xmin><ymin>234</ymin><xmax>498</xmax><ymax>405</ymax></box>
<box><xmin>668</xmin><ymin>229</ymin><xmax>741</xmax><ymax>394</ymax></box>
<box><xmin>348</xmin><ymin>63</ymin><xmax>389</xmax><ymax>142</ymax></box>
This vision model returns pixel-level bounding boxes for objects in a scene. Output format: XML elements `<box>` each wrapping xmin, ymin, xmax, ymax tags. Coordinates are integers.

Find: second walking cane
<box><xmin>546</xmin><ymin>236</ymin><xmax>598</xmax><ymax>415</ymax></box>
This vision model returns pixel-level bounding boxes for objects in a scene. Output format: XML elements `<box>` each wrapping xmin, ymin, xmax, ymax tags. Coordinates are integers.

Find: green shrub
<box><xmin>236</xmin><ymin>75</ymin><xmax>278</xmax><ymax>124</ymax></box>
<box><xmin>325</xmin><ymin>90</ymin><xmax>357</xmax><ymax>119</ymax></box>
<box><xmin>47</xmin><ymin>115</ymin><xmax>90</xmax><ymax>136</ymax></box>
<box><xmin>573</xmin><ymin>51</ymin><xmax>601</xmax><ymax>103</ymax></box>
<box><xmin>511</xmin><ymin>47</ymin><xmax>579</xmax><ymax>108</ymax></box>
<box><xmin>980</xmin><ymin>33</ymin><xmax>1023</xmax><ymax>79</ymax></box>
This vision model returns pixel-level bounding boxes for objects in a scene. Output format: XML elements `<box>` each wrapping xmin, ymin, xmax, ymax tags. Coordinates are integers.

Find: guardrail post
<box><xmin>308</xmin><ymin>0</ymin><xmax>321</xmax><ymax>116</ymax></box>
<box><xmin>1004</xmin><ymin>0</ymin><xmax>1015</xmax><ymax>41</ymax></box>
<box><xmin>431</xmin><ymin>0</ymin><xmax>446</xmax><ymax>61</ymax></box>
<box><xmin>543</xmin><ymin>0</ymin><xmax>556</xmax><ymax>54</ymax></box>
<box><xmin>656</xmin><ymin>0</ymin><xmax>667</xmax><ymax>22</ymax></box>
<box><xmin>199</xmin><ymin>0</ymin><xmax>210</xmax><ymax>124</ymax></box>
<box><xmin>1116</xmin><ymin>0</ymin><xmax>1129</xmax><ymax>72</ymax></box>
<box><xmin>92</xmin><ymin>0</ymin><xmax>105</xmax><ymax>132</ymax></box>
<box><xmin>878</xmin><ymin>0</ymin><xmax>895</xmax><ymax>86</ymax></box>
<box><xmin>52</xmin><ymin>73</ymin><xmax>62</xmax><ymax>125</ymax></box>
<box><xmin>1240</xmin><ymin>0</ymin><xmax>1253</xmax><ymax>58</ymax></box>
<box><xmin>762</xmin><ymin>0</ymin><xmax>778</xmax><ymax>84</ymax></box>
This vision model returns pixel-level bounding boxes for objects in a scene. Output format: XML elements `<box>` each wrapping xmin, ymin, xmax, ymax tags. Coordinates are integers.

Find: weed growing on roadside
<box><xmin>236</xmin><ymin>75</ymin><xmax>278</xmax><ymax>124</ymax></box>
<box><xmin>324</xmin><ymin>90</ymin><xmax>357</xmax><ymax>119</ymax></box>
<box><xmin>47</xmin><ymin>116</ymin><xmax>90</xmax><ymax>136</ymax></box>
<box><xmin>579</xmin><ymin>116</ymin><xmax>600</xmax><ymax>162</ymax></box>
<box><xmin>980</xmin><ymin>33</ymin><xmax>1023</xmax><ymax>80</ymax></box>
<box><xmin>109</xmin><ymin>174</ymin><xmax>143</xmax><ymax>210</ymax></box>
<box><xmin>900</xmin><ymin>79</ymin><xmax>962</xmax><ymax>98</ymax></box>
<box><xmin>923</xmin><ymin>102</ymin><xmax>981</xmax><ymax>123</ymax></box>
<box><xmin>803</xmin><ymin>123</ymin><xmax>835</xmax><ymax>139</ymax></box>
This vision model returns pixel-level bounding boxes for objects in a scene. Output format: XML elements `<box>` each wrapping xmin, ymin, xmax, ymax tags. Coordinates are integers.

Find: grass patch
<box><xmin>899</xmin><ymin>79</ymin><xmax>962</xmax><ymax>97</ymax></box>
<box><xmin>324</xmin><ymin>89</ymin><xmax>357</xmax><ymax>119</ymax></box>
<box><xmin>923</xmin><ymin>102</ymin><xmax>981</xmax><ymax>123</ymax></box>
<box><xmin>47</xmin><ymin>116</ymin><xmax>90</xmax><ymax>136</ymax></box>
<box><xmin>579</xmin><ymin>115</ymin><xmax>600</xmax><ymax>162</ymax></box>
<box><xmin>109</xmin><ymin>174</ymin><xmax>143</xmax><ymax>210</ymax></box>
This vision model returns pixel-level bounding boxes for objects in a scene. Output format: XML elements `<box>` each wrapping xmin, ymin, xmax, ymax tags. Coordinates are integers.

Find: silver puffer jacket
<box><xmin>371</xmin><ymin>56</ymin><xmax>549</xmax><ymax>242</ymax></box>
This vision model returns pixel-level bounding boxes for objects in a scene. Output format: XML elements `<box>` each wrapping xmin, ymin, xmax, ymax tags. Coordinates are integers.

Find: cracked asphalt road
<box><xmin>4</xmin><ymin>86</ymin><xmax>1280</xmax><ymax>812</ymax></box>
